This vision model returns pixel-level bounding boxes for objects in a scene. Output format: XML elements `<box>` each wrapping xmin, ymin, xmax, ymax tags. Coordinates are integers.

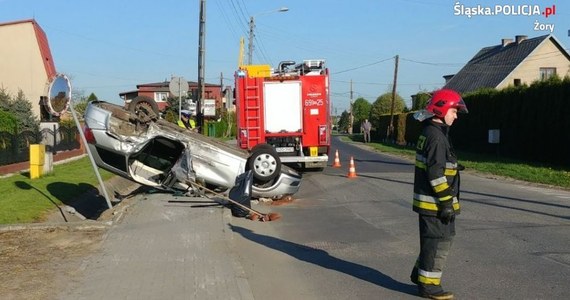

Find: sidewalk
<box><xmin>58</xmin><ymin>191</ymin><xmax>254</xmax><ymax>300</ymax></box>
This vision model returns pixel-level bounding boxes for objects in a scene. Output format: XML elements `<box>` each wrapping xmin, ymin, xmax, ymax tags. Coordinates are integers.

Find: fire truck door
<box><xmin>263</xmin><ymin>81</ymin><xmax>302</xmax><ymax>133</ymax></box>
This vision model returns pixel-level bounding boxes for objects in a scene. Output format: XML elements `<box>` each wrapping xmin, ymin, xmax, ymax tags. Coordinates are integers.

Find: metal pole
<box><xmin>177</xmin><ymin>78</ymin><xmax>182</xmax><ymax>121</ymax></box>
<box><xmin>178</xmin><ymin>80</ymin><xmax>182</xmax><ymax>118</ymax></box>
<box><xmin>197</xmin><ymin>0</ymin><xmax>206</xmax><ymax>134</ymax></box>
<box><xmin>67</xmin><ymin>76</ymin><xmax>113</xmax><ymax>209</ymax></box>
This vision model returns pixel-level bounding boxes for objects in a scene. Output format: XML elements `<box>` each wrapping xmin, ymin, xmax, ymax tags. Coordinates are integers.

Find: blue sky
<box><xmin>1</xmin><ymin>0</ymin><xmax>568</xmax><ymax>113</ymax></box>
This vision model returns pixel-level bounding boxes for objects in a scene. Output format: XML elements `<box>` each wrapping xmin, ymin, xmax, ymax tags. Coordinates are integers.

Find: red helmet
<box><xmin>425</xmin><ymin>89</ymin><xmax>468</xmax><ymax>118</ymax></box>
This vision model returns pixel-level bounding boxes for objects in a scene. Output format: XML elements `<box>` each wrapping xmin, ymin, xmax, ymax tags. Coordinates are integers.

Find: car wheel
<box><xmin>248</xmin><ymin>144</ymin><xmax>281</xmax><ymax>183</ymax></box>
<box><xmin>129</xmin><ymin>96</ymin><xmax>159</xmax><ymax>124</ymax></box>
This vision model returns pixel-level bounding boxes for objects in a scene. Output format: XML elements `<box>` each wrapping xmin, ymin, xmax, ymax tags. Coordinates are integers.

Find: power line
<box><xmin>400</xmin><ymin>57</ymin><xmax>463</xmax><ymax>66</ymax></box>
<box><xmin>332</xmin><ymin>57</ymin><xmax>394</xmax><ymax>74</ymax></box>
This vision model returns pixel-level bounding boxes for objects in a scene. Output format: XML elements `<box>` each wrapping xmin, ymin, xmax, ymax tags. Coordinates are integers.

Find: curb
<box><xmin>0</xmin><ymin>220</ymin><xmax>112</xmax><ymax>232</ymax></box>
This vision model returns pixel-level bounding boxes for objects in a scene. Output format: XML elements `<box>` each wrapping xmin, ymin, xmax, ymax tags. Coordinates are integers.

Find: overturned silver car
<box><xmin>82</xmin><ymin>100</ymin><xmax>301</xmax><ymax>199</ymax></box>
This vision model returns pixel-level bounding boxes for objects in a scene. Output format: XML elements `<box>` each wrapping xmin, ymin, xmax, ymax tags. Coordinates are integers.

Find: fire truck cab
<box><xmin>235</xmin><ymin>59</ymin><xmax>331</xmax><ymax>172</ymax></box>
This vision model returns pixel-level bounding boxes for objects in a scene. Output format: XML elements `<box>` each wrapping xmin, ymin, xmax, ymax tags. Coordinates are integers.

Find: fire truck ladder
<box><xmin>244</xmin><ymin>77</ymin><xmax>262</xmax><ymax>149</ymax></box>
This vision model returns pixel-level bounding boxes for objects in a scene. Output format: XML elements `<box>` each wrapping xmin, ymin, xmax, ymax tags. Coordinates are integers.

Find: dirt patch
<box><xmin>270</xmin><ymin>195</ymin><xmax>295</xmax><ymax>206</ymax></box>
<box><xmin>0</xmin><ymin>227</ymin><xmax>106</xmax><ymax>300</ymax></box>
<box><xmin>0</xmin><ymin>177</ymin><xmax>142</xmax><ymax>299</ymax></box>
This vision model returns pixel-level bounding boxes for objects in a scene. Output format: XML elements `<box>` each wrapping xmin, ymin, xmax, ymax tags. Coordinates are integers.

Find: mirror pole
<box><xmin>66</xmin><ymin>76</ymin><xmax>114</xmax><ymax>209</ymax></box>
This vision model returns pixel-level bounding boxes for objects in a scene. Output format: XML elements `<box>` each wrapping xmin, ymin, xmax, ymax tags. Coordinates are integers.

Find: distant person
<box><xmin>361</xmin><ymin>119</ymin><xmax>372</xmax><ymax>143</ymax></box>
<box><xmin>177</xmin><ymin>110</ymin><xmax>195</xmax><ymax>130</ymax></box>
<box><xmin>409</xmin><ymin>89</ymin><xmax>468</xmax><ymax>300</ymax></box>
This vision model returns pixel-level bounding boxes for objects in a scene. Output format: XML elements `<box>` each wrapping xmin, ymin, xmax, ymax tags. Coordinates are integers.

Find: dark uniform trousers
<box><xmin>411</xmin><ymin>215</ymin><xmax>455</xmax><ymax>294</ymax></box>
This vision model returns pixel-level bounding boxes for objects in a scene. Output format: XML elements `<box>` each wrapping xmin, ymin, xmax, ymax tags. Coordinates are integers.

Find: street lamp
<box><xmin>248</xmin><ymin>7</ymin><xmax>289</xmax><ymax>65</ymax></box>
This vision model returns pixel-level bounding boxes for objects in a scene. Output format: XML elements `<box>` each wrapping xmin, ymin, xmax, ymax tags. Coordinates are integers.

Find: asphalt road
<box><xmin>229</xmin><ymin>136</ymin><xmax>570</xmax><ymax>300</ymax></box>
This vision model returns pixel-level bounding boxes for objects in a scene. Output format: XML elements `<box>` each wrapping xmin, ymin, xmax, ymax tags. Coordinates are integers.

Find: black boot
<box><xmin>419</xmin><ymin>285</ymin><xmax>454</xmax><ymax>300</ymax></box>
<box><xmin>410</xmin><ymin>267</ymin><xmax>419</xmax><ymax>285</ymax></box>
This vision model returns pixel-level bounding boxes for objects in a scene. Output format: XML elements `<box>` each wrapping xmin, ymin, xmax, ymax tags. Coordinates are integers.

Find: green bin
<box><xmin>208</xmin><ymin>123</ymin><xmax>216</xmax><ymax>137</ymax></box>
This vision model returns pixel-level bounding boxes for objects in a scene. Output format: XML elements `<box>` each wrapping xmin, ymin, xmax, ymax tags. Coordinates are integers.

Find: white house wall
<box><xmin>499</xmin><ymin>39</ymin><xmax>570</xmax><ymax>89</ymax></box>
<box><xmin>0</xmin><ymin>22</ymin><xmax>50</xmax><ymax>119</ymax></box>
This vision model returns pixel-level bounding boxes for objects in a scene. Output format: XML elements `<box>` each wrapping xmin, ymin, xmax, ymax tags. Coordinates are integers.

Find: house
<box><xmin>443</xmin><ymin>34</ymin><xmax>570</xmax><ymax>94</ymax></box>
<box><xmin>119</xmin><ymin>81</ymin><xmax>225</xmax><ymax>113</ymax></box>
<box><xmin>0</xmin><ymin>19</ymin><xmax>57</xmax><ymax>119</ymax></box>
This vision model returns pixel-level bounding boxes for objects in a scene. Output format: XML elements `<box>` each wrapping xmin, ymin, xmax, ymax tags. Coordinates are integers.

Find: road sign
<box><xmin>169</xmin><ymin>77</ymin><xmax>189</xmax><ymax>97</ymax></box>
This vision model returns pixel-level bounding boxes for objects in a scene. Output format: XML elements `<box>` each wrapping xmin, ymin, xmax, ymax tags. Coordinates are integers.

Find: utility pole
<box><xmin>197</xmin><ymin>0</ymin><xmax>206</xmax><ymax>134</ymax></box>
<box><xmin>349</xmin><ymin>79</ymin><xmax>354</xmax><ymax>134</ymax></box>
<box><xmin>247</xmin><ymin>7</ymin><xmax>288</xmax><ymax>65</ymax></box>
<box><xmin>248</xmin><ymin>16</ymin><xmax>254</xmax><ymax>65</ymax></box>
<box><xmin>388</xmin><ymin>55</ymin><xmax>399</xmax><ymax>141</ymax></box>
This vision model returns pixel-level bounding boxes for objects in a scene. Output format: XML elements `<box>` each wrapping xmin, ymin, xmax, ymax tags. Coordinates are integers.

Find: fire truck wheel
<box><xmin>248</xmin><ymin>144</ymin><xmax>281</xmax><ymax>183</ymax></box>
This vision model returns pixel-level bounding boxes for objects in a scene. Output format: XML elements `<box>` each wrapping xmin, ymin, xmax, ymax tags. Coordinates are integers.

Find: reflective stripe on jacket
<box><xmin>413</xmin><ymin>120</ymin><xmax>461</xmax><ymax>216</ymax></box>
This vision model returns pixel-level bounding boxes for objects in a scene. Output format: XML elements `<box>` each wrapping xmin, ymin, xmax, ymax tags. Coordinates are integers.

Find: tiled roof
<box><xmin>443</xmin><ymin>35</ymin><xmax>551</xmax><ymax>94</ymax></box>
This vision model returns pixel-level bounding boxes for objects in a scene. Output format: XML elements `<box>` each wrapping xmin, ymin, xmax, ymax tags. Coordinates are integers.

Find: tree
<box><xmin>351</xmin><ymin>97</ymin><xmax>371</xmax><ymax>132</ymax></box>
<box><xmin>412</xmin><ymin>91</ymin><xmax>431</xmax><ymax>111</ymax></box>
<box><xmin>0</xmin><ymin>109</ymin><xmax>17</xmax><ymax>133</ymax></box>
<box><xmin>71</xmin><ymin>90</ymin><xmax>88</xmax><ymax>117</ymax></box>
<box><xmin>164</xmin><ymin>97</ymin><xmax>178</xmax><ymax>123</ymax></box>
<box><xmin>337</xmin><ymin>110</ymin><xmax>350</xmax><ymax>132</ymax></box>
<box><xmin>87</xmin><ymin>93</ymin><xmax>98</xmax><ymax>101</ymax></box>
<box><xmin>0</xmin><ymin>88</ymin><xmax>10</xmax><ymax>112</ymax></box>
<box><xmin>370</xmin><ymin>92</ymin><xmax>405</xmax><ymax>124</ymax></box>
<box><xmin>12</xmin><ymin>90</ymin><xmax>39</xmax><ymax>132</ymax></box>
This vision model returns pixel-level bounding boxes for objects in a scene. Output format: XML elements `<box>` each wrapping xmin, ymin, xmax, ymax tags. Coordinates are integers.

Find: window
<box><xmin>513</xmin><ymin>79</ymin><xmax>521</xmax><ymax>86</ymax></box>
<box><xmin>539</xmin><ymin>68</ymin><xmax>556</xmax><ymax>80</ymax></box>
<box><xmin>154</xmin><ymin>92</ymin><xmax>168</xmax><ymax>102</ymax></box>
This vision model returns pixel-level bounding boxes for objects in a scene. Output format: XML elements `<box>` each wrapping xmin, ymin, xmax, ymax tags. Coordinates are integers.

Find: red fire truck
<box><xmin>234</xmin><ymin>60</ymin><xmax>331</xmax><ymax>174</ymax></box>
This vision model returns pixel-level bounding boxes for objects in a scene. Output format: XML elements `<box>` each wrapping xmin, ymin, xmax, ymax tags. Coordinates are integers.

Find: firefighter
<box><xmin>410</xmin><ymin>89</ymin><xmax>468</xmax><ymax>300</ymax></box>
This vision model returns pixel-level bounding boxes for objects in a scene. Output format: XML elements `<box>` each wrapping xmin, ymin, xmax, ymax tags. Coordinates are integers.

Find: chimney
<box><xmin>443</xmin><ymin>74</ymin><xmax>455</xmax><ymax>83</ymax></box>
<box><xmin>515</xmin><ymin>35</ymin><xmax>528</xmax><ymax>44</ymax></box>
<box><xmin>501</xmin><ymin>38</ymin><xmax>513</xmax><ymax>47</ymax></box>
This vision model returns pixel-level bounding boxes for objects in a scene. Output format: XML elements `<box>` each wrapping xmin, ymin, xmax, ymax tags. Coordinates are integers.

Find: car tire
<box><xmin>248</xmin><ymin>144</ymin><xmax>281</xmax><ymax>183</ymax></box>
<box><xmin>128</xmin><ymin>96</ymin><xmax>159</xmax><ymax>123</ymax></box>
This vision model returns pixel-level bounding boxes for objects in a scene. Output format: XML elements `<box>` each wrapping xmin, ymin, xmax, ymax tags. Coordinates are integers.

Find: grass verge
<box><xmin>0</xmin><ymin>157</ymin><xmax>113</xmax><ymax>224</ymax></box>
<box><xmin>342</xmin><ymin>135</ymin><xmax>570</xmax><ymax>190</ymax></box>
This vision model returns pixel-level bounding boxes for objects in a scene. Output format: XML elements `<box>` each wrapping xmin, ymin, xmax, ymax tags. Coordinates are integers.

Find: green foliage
<box><xmin>0</xmin><ymin>107</ymin><xmax>18</xmax><ymax>133</ymax></box>
<box><xmin>337</xmin><ymin>110</ymin><xmax>350</xmax><ymax>132</ymax></box>
<box><xmin>0</xmin><ymin>110</ymin><xmax>18</xmax><ymax>150</ymax></box>
<box><xmin>163</xmin><ymin>109</ymin><xmax>178</xmax><ymax>124</ymax></box>
<box><xmin>206</xmin><ymin>110</ymin><xmax>236</xmax><ymax>138</ymax></box>
<box><xmin>0</xmin><ymin>88</ymin><xmax>10</xmax><ymax>111</ymax></box>
<box><xmin>59</xmin><ymin>118</ymin><xmax>76</xmax><ymax>129</ymax></box>
<box><xmin>162</xmin><ymin>97</ymin><xmax>195</xmax><ymax>123</ymax></box>
<box><xmin>221</xmin><ymin>110</ymin><xmax>236</xmax><ymax>138</ymax></box>
<box><xmin>351</xmin><ymin>97</ymin><xmax>372</xmax><ymax>130</ymax></box>
<box><xmin>371</xmin><ymin>92</ymin><xmax>405</xmax><ymax>115</ymax></box>
<box><xmin>72</xmin><ymin>92</ymin><xmax>97</xmax><ymax>117</ymax></box>
<box><xmin>0</xmin><ymin>88</ymin><xmax>39</xmax><ymax>133</ymax></box>
<box><xmin>87</xmin><ymin>93</ymin><xmax>98</xmax><ymax>101</ymax></box>
<box><xmin>71</xmin><ymin>99</ymin><xmax>87</xmax><ymax>118</ymax></box>
<box><xmin>370</xmin><ymin>92</ymin><xmax>405</xmax><ymax>127</ymax></box>
<box><xmin>412</xmin><ymin>91</ymin><xmax>431</xmax><ymax>111</ymax></box>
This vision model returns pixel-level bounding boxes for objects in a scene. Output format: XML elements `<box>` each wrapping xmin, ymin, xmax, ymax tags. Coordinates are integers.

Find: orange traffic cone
<box><xmin>333</xmin><ymin>150</ymin><xmax>341</xmax><ymax>168</ymax></box>
<box><xmin>347</xmin><ymin>156</ymin><xmax>357</xmax><ymax>178</ymax></box>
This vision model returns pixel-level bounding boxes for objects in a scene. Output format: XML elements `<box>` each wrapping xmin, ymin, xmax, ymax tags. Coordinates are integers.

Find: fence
<box><xmin>0</xmin><ymin>125</ymin><xmax>80</xmax><ymax>166</ymax></box>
